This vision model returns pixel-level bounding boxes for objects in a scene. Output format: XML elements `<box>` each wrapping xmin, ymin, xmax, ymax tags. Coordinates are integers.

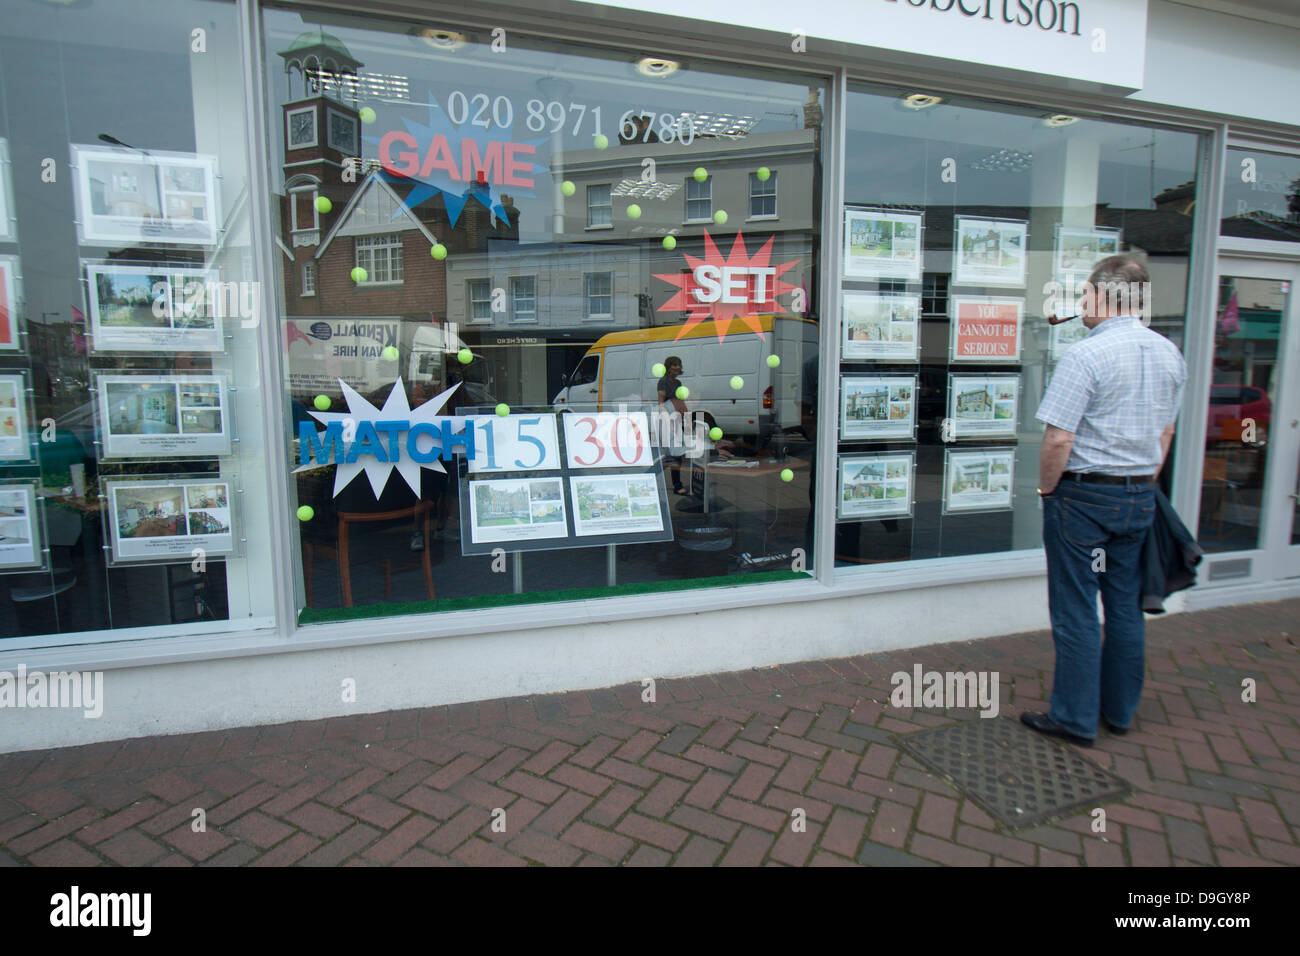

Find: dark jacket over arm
<box><xmin>1141</xmin><ymin>488</ymin><xmax>1204</xmax><ymax>614</ymax></box>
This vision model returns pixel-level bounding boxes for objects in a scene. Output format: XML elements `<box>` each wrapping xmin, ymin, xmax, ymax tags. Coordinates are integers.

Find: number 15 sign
<box><xmin>563</xmin><ymin>412</ymin><xmax>653</xmax><ymax>469</ymax></box>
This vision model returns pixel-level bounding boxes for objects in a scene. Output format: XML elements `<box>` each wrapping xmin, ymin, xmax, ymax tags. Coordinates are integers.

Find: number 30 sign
<box><xmin>562</xmin><ymin>412</ymin><xmax>653</xmax><ymax>469</ymax></box>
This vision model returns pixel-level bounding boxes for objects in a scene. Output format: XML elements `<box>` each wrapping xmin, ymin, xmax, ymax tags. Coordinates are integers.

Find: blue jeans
<box><xmin>1041</xmin><ymin>478</ymin><xmax>1156</xmax><ymax>739</ymax></box>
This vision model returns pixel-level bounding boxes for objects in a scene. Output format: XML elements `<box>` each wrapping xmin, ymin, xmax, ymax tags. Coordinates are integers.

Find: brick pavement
<box><xmin>1</xmin><ymin>598</ymin><xmax>1297</xmax><ymax>866</ymax></box>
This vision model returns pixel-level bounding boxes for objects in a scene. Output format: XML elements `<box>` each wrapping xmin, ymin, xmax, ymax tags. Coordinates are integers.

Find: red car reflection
<box><xmin>1207</xmin><ymin>384</ymin><xmax>1270</xmax><ymax>442</ymax></box>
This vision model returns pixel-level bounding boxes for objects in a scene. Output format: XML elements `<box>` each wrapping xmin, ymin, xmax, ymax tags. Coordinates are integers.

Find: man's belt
<box><xmin>1063</xmin><ymin>471</ymin><xmax>1155</xmax><ymax>486</ymax></box>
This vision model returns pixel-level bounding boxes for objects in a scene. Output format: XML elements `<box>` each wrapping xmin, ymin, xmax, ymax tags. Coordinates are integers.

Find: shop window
<box><xmin>266</xmin><ymin>11</ymin><xmax>824</xmax><ymax>620</ymax></box>
<box><xmin>510</xmin><ymin>276</ymin><xmax>537</xmax><ymax>322</ymax></box>
<box><xmin>685</xmin><ymin>177</ymin><xmax>712</xmax><ymax>222</ymax></box>
<box><xmin>834</xmin><ymin>84</ymin><xmax>1201</xmax><ymax>570</ymax></box>
<box><xmin>301</xmin><ymin>261</ymin><xmax>315</xmax><ymax>296</ymax></box>
<box><xmin>354</xmin><ymin>233</ymin><xmax>403</xmax><ymax>284</ymax></box>
<box><xmin>749</xmin><ymin>171</ymin><xmax>777</xmax><ymax>218</ymax></box>
<box><xmin>0</xmin><ymin>0</ymin><xmax>277</xmax><ymax>643</ymax></box>
<box><xmin>587</xmin><ymin>185</ymin><xmax>612</xmax><ymax>228</ymax></box>
<box><xmin>585</xmin><ymin>272</ymin><xmax>613</xmax><ymax>318</ymax></box>
<box><xmin>468</xmin><ymin>279</ymin><xmax>492</xmax><ymax>322</ymax></box>
<box><xmin>1220</xmin><ymin>148</ymin><xmax>1300</xmax><ymax>243</ymax></box>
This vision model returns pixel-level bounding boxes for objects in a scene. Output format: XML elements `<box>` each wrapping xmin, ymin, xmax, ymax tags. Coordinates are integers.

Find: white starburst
<box><xmin>295</xmin><ymin>377</ymin><xmax>467</xmax><ymax>498</ymax></box>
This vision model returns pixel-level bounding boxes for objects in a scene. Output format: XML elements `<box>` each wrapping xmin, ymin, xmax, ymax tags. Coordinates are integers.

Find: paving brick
<box><xmin>341</xmin><ymin>794</ymin><xmax>410</xmax><ymax>830</ymax></box>
<box><xmin>955</xmin><ymin>824</ymin><xmax>1035</xmax><ymax>865</ymax></box>
<box><xmin>871</xmin><ymin>801</ymin><xmax>914</xmax><ymax>849</ymax></box>
<box><xmin>719</xmin><ymin>826</ymin><xmax>774</xmax><ymax>866</ymax></box>
<box><xmin>28</xmin><ymin>839</ymin><xmax>103</xmax><ymax>867</ymax></box>
<box><xmin>616</xmin><ymin>812</ymin><xmax>689</xmax><ymax>852</ymax></box>
<box><xmin>770</xmin><ymin>821</ymin><xmax>822</xmax><ymax>866</ymax></box>
<box><xmin>225</xmin><ymin>812</ymin><xmax>295</xmax><ymax>849</ymax></box>
<box><xmin>716</xmin><ymin>797</ymin><xmax>787</xmax><ymax>833</ymax></box>
<box><xmin>626</xmin><ymin>844</ymin><xmax>674</xmax><ymax>866</ymax></box>
<box><xmin>1125</xmin><ymin>825</ymin><xmax>1172</xmax><ymax>866</ymax></box>
<box><xmin>911</xmin><ymin>833</ymin><xmax>991</xmax><ymax>866</ymax></box>
<box><xmin>917</xmin><ymin>794</ymin><xmax>959</xmax><ymax>839</ymax></box>
<box><xmin>250</xmin><ymin>833</ymin><xmax>320</xmax><ymax>866</ymax></box>
<box><xmin>729</xmin><ymin>763</ymin><xmax>776</xmax><ymax>802</ymax></box>
<box><xmin>420</xmin><ymin>807</ymin><xmax>489</xmax><ymax>855</ymax></box>
<box><xmin>1202</xmin><ymin>806</ymin><xmax>1253</xmax><ymax>853</ymax></box>
<box><xmin>285</xmin><ymin>802</ymin><xmax>352</xmax><ymax>839</ymax></box>
<box><xmin>532</xmin><ymin>790</ymin><xmax>594</xmax><ymax>837</ymax></box>
<box><xmin>584</xmin><ymin>783</ymin><xmax>640</xmax><ymax>828</ymax></box>
<box><xmin>396</xmin><ymin>786</ymin><xmax>465</xmax><ymax>820</ymax></box>
<box><xmin>560</xmin><ymin>821</ymin><xmax>634</xmax><ymax>862</ymax></box>
<box><xmin>672</xmin><ymin>834</ymin><xmax>725</xmax><ymax>866</ymax></box>
<box><xmin>668</xmin><ymin>804</ymin><xmax>741</xmax><ymax>843</ymax></box>
<box><xmin>548</xmin><ymin>764</ymin><xmax>613</xmax><ymax>797</ymax></box>
<box><xmin>639</xmin><ymin>776</ymin><xmax>690</xmax><ymax>818</ymax></box>
<box><xmin>453</xmin><ymin>837</ymin><xmax>528</xmax><ymax>867</ymax></box>
<box><xmin>364</xmin><ymin>816</ymin><xmax>439</xmax><ymax>864</ymax></box>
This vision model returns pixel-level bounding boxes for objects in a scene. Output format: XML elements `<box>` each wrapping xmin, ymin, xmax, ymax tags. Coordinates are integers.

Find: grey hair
<box><xmin>1087</xmin><ymin>253</ymin><xmax>1149</xmax><ymax>317</ymax></box>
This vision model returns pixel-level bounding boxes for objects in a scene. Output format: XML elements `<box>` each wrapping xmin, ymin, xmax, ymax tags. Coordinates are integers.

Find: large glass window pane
<box><xmin>0</xmin><ymin>0</ymin><xmax>277</xmax><ymax>641</ymax></box>
<box><xmin>266</xmin><ymin>10</ymin><xmax>825</xmax><ymax>619</ymax></box>
<box><xmin>1221</xmin><ymin>148</ymin><xmax>1300</xmax><ymax>243</ymax></box>
<box><xmin>836</xmin><ymin>85</ymin><xmax>1201</xmax><ymax>568</ymax></box>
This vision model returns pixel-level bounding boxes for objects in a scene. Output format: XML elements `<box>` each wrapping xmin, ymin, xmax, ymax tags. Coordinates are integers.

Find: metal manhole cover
<box><xmin>897</xmin><ymin>716</ymin><xmax>1130</xmax><ymax>828</ymax></box>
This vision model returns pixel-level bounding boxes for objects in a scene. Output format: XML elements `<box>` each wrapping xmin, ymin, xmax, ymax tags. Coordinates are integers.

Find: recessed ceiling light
<box><xmin>902</xmin><ymin>93</ymin><xmax>943</xmax><ymax>110</ymax></box>
<box><xmin>636</xmin><ymin>57</ymin><xmax>679</xmax><ymax>78</ymax></box>
<box><xmin>417</xmin><ymin>28</ymin><xmax>466</xmax><ymax>51</ymax></box>
<box><xmin>1044</xmin><ymin>114</ymin><xmax>1079</xmax><ymax>127</ymax></box>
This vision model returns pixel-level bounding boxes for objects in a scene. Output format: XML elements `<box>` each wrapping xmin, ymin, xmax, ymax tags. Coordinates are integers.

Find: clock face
<box><xmin>289</xmin><ymin>110</ymin><xmax>315</xmax><ymax>147</ymax></box>
<box><xmin>328</xmin><ymin>111</ymin><xmax>358</xmax><ymax>154</ymax></box>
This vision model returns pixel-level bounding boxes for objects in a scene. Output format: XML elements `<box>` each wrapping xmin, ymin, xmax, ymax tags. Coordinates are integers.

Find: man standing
<box><xmin>1022</xmin><ymin>254</ymin><xmax>1187</xmax><ymax>748</ymax></box>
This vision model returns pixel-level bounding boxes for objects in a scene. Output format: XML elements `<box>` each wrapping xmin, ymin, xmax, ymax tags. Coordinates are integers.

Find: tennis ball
<box><xmin>713</xmin><ymin>209</ymin><xmax>728</xmax><ymax>225</ymax></box>
<box><xmin>457</xmin><ymin>348</ymin><xmax>473</xmax><ymax>365</ymax></box>
<box><xmin>561</xmin><ymin>180</ymin><xmax>576</xmax><ymax>197</ymax></box>
<box><xmin>313</xmin><ymin>394</ymin><xmax>331</xmax><ymax>411</ymax></box>
<box><xmin>430</xmin><ymin>243</ymin><xmax>448</xmax><ymax>260</ymax></box>
<box><xmin>359</xmin><ymin>106</ymin><xmax>377</xmax><ymax>124</ymax></box>
<box><xmin>709</xmin><ymin>426</ymin><xmax>723</xmax><ymax>441</ymax></box>
<box><xmin>652</xmin><ymin>362</ymin><xmax>666</xmax><ymax>378</ymax></box>
<box><xmin>626</xmin><ymin>203</ymin><xmax>642</xmax><ymax>219</ymax></box>
<box><xmin>693</xmin><ymin>167</ymin><xmax>708</xmax><ymax>182</ymax></box>
<box><xmin>767</xmin><ymin>354</ymin><xmax>781</xmax><ymax>368</ymax></box>
<box><xmin>780</xmin><ymin>468</ymin><xmax>794</xmax><ymax>483</ymax></box>
<box><xmin>675</xmin><ymin>385</ymin><xmax>689</xmax><ymax>400</ymax></box>
<box><xmin>662</xmin><ymin>235</ymin><xmax>676</xmax><ymax>251</ymax></box>
<box><xmin>756</xmin><ymin>166</ymin><xmax>771</xmax><ymax>181</ymax></box>
<box><xmin>350</xmin><ymin>266</ymin><xmax>367</xmax><ymax>283</ymax></box>
<box><xmin>382</xmin><ymin>345</ymin><xmax>399</xmax><ymax>361</ymax></box>
<box><xmin>297</xmin><ymin>505</ymin><xmax>315</xmax><ymax>522</ymax></box>
<box><xmin>495</xmin><ymin>403</ymin><xmax>510</xmax><ymax>417</ymax></box>
<box><xmin>593</xmin><ymin>133</ymin><xmax>609</xmax><ymax>149</ymax></box>
<box><xmin>730</xmin><ymin>375</ymin><xmax>744</xmax><ymax>390</ymax></box>
<box><xmin>314</xmin><ymin>196</ymin><xmax>332</xmax><ymax>214</ymax></box>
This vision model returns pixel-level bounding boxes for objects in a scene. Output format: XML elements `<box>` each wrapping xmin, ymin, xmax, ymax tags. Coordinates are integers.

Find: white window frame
<box><xmin>585</xmin><ymin>271</ymin><xmax>613</xmax><ymax>319</ymax></box>
<box><xmin>301</xmin><ymin>261</ymin><xmax>315</xmax><ymax>296</ymax></box>
<box><xmin>468</xmin><ymin>278</ymin><xmax>493</xmax><ymax>323</ymax></box>
<box><xmin>288</xmin><ymin>185</ymin><xmax>320</xmax><ymax>233</ymax></box>
<box><xmin>587</xmin><ymin>184</ymin><xmax>613</xmax><ymax>229</ymax></box>
<box><xmin>685</xmin><ymin>177</ymin><xmax>712</xmax><ymax>223</ymax></box>
<box><xmin>748</xmin><ymin>170</ymin><xmax>778</xmax><ymax>220</ymax></box>
<box><xmin>510</xmin><ymin>275</ymin><xmax>537</xmax><ymax>323</ymax></box>
<box><xmin>354</xmin><ymin>232</ymin><xmax>404</xmax><ymax>285</ymax></box>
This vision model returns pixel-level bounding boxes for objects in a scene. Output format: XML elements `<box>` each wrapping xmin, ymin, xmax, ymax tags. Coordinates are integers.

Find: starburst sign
<box><xmin>296</xmin><ymin>378</ymin><xmax>467</xmax><ymax>498</ymax></box>
<box><xmin>653</xmin><ymin>232</ymin><xmax>801</xmax><ymax>342</ymax></box>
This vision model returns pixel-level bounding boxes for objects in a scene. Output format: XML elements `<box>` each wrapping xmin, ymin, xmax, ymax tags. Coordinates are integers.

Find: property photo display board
<box><xmin>0</xmin><ymin>483</ymin><xmax>42</xmax><ymax>571</ymax></box>
<box><xmin>843</xmin><ymin>208</ymin><xmax>923</xmax><ymax>282</ymax></box>
<box><xmin>839</xmin><ymin>375</ymin><xmax>916</xmax><ymax>441</ymax></box>
<box><xmin>837</xmin><ymin>452</ymin><xmax>914</xmax><ymax>520</ymax></box>
<box><xmin>943</xmin><ymin>447</ymin><xmax>1016</xmax><ymax>514</ymax></box>
<box><xmin>841</xmin><ymin>291</ymin><xmax>920</xmax><ymax>361</ymax></box>
<box><xmin>94</xmin><ymin>373</ymin><xmax>232</xmax><ymax>459</ymax></box>
<box><xmin>70</xmin><ymin>145</ymin><xmax>220</xmax><ymax>246</ymax></box>
<box><xmin>0</xmin><ymin>138</ymin><xmax>14</xmax><ymax>243</ymax></box>
<box><xmin>104</xmin><ymin>477</ymin><xmax>236</xmax><ymax>564</ymax></box>
<box><xmin>1049</xmin><ymin>318</ymin><xmax>1089</xmax><ymax>361</ymax></box>
<box><xmin>0</xmin><ymin>373</ymin><xmax>32</xmax><ymax>462</ymax></box>
<box><xmin>1054</xmin><ymin>225</ymin><xmax>1121</xmax><ymax>288</ymax></box>
<box><xmin>949</xmin><ymin>296</ymin><xmax>1023</xmax><ymax>363</ymax></box>
<box><xmin>84</xmin><ymin>261</ymin><xmax>224</xmax><ymax>353</ymax></box>
<box><xmin>948</xmin><ymin>374</ymin><xmax>1020</xmax><ymax>439</ymax></box>
<box><xmin>459</xmin><ymin>410</ymin><xmax>672</xmax><ymax>555</ymax></box>
<box><xmin>0</xmin><ymin>254</ymin><xmax>22</xmax><ymax>351</ymax></box>
<box><xmin>953</xmin><ymin>217</ymin><xmax>1027</xmax><ymax>288</ymax></box>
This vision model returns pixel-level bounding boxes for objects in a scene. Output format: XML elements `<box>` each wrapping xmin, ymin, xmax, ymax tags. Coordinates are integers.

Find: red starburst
<box><xmin>653</xmin><ymin>232</ymin><xmax>801</xmax><ymax>343</ymax></box>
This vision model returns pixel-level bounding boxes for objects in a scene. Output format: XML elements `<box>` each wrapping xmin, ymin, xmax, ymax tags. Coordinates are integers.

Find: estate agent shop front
<box><xmin>0</xmin><ymin>0</ymin><xmax>1297</xmax><ymax>753</ymax></box>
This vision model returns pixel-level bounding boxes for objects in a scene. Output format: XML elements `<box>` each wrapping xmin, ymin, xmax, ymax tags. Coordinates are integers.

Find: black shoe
<box><xmin>1020</xmin><ymin>711</ymin><xmax>1094</xmax><ymax>748</ymax></box>
<box><xmin>1103</xmin><ymin>719</ymin><xmax>1129</xmax><ymax>735</ymax></box>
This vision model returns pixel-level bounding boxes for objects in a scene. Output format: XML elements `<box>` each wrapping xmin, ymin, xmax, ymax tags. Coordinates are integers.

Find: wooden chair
<box><xmin>337</xmin><ymin>501</ymin><xmax>435</xmax><ymax>607</ymax></box>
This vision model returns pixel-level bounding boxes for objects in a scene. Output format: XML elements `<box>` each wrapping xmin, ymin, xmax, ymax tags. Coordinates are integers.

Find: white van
<box><xmin>552</xmin><ymin>316</ymin><xmax>817</xmax><ymax>443</ymax></box>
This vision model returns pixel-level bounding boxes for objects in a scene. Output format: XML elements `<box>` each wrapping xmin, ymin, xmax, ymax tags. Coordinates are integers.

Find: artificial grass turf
<box><xmin>297</xmin><ymin>569</ymin><xmax>811</xmax><ymax>624</ymax></box>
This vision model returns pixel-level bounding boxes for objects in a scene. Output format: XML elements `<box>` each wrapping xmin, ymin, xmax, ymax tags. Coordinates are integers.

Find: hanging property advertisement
<box><xmin>1054</xmin><ymin>225</ymin><xmax>1121</xmax><ymax>287</ymax></box>
<box><xmin>943</xmin><ymin>448</ymin><xmax>1016</xmax><ymax>514</ymax></box>
<box><xmin>1049</xmin><ymin>319</ymin><xmax>1089</xmax><ymax>361</ymax></box>
<box><xmin>70</xmin><ymin>145</ymin><xmax>221</xmax><ymax>246</ymax></box>
<box><xmin>0</xmin><ymin>373</ymin><xmax>31</xmax><ymax>462</ymax></box>
<box><xmin>467</xmin><ymin>477</ymin><xmax>569</xmax><ymax>544</ymax></box>
<box><xmin>948</xmin><ymin>374</ymin><xmax>1020</xmax><ymax>439</ymax></box>
<box><xmin>84</xmin><ymin>262</ymin><xmax>224</xmax><ymax>353</ymax></box>
<box><xmin>843</xmin><ymin>208</ymin><xmax>923</xmax><ymax>282</ymax></box>
<box><xmin>104</xmin><ymin>478</ymin><xmax>236</xmax><ymax>564</ymax></box>
<box><xmin>285</xmin><ymin>317</ymin><xmax>401</xmax><ymax>397</ymax></box>
<box><xmin>94</xmin><ymin>373</ymin><xmax>232</xmax><ymax>459</ymax></box>
<box><xmin>0</xmin><ymin>254</ymin><xmax>21</xmax><ymax>351</ymax></box>
<box><xmin>0</xmin><ymin>139</ymin><xmax>14</xmax><ymax>244</ymax></box>
<box><xmin>837</xmin><ymin>452</ymin><xmax>914</xmax><ymax>520</ymax></box>
<box><xmin>949</xmin><ymin>296</ymin><xmax>1023</xmax><ymax>362</ymax></box>
<box><xmin>570</xmin><ymin>473</ymin><xmax>664</xmax><ymax>536</ymax></box>
<box><xmin>841</xmin><ymin>291</ymin><xmax>920</xmax><ymax>361</ymax></box>
<box><xmin>953</xmin><ymin>217</ymin><xmax>1027</xmax><ymax>288</ymax></box>
<box><xmin>839</xmin><ymin>375</ymin><xmax>916</xmax><ymax>441</ymax></box>
<box><xmin>0</xmin><ymin>484</ymin><xmax>41</xmax><ymax>571</ymax></box>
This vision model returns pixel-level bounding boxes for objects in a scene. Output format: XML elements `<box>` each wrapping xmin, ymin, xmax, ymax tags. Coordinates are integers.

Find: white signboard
<box><xmin>562</xmin><ymin>412</ymin><xmax>655</xmax><ymax>469</ymax></box>
<box><xmin>465</xmin><ymin>414</ymin><xmax>561</xmax><ymax>474</ymax></box>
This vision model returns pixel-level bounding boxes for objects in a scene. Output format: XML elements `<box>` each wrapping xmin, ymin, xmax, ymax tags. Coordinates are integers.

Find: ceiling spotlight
<box><xmin>902</xmin><ymin>93</ymin><xmax>943</xmax><ymax>110</ymax></box>
<box><xmin>417</xmin><ymin>28</ymin><xmax>467</xmax><ymax>51</ymax></box>
<box><xmin>636</xmin><ymin>57</ymin><xmax>679</xmax><ymax>78</ymax></box>
<box><xmin>1044</xmin><ymin>114</ymin><xmax>1079</xmax><ymax>127</ymax></box>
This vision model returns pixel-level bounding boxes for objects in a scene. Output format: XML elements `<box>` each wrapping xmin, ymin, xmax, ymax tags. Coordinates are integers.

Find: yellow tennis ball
<box><xmin>350</xmin><ymin>266</ymin><xmax>367</xmax><ymax>283</ymax></box>
<box><xmin>297</xmin><ymin>505</ymin><xmax>315</xmax><ymax>521</ymax></box>
<box><xmin>495</xmin><ymin>403</ymin><xmax>510</xmax><ymax>417</ymax></box>
<box><xmin>730</xmin><ymin>375</ymin><xmax>744</xmax><ymax>390</ymax></box>
<box><xmin>561</xmin><ymin>180</ymin><xmax>576</xmax><ymax>197</ymax></box>
<box><xmin>382</xmin><ymin>345</ymin><xmax>399</xmax><ymax>361</ymax></box>
<box><xmin>314</xmin><ymin>196</ymin><xmax>332</xmax><ymax>214</ymax></box>
<box><xmin>693</xmin><ymin>167</ymin><xmax>708</xmax><ymax>182</ymax></box>
<box><xmin>359</xmin><ymin>107</ymin><xmax>377</xmax><ymax>124</ymax></box>
<box><xmin>662</xmin><ymin>235</ymin><xmax>676</xmax><ymax>251</ymax></box>
<box><xmin>458</xmin><ymin>348</ymin><xmax>473</xmax><ymax>365</ymax></box>
<box><xmin>709</xmin><ymin>426</ymin><xmax>723</xmax><ymax>441</ymax></box>
<box><xmin>767</xmin><ymin>354</ymin><xmax>781</xmax><ymax>368</ymax></box>
<box><xmin>593</xmin><ymin>134</ymin><xmax>609</xmax><ymax>149</ymax></box>
<box><xmin>626</xmin><ymin>203</ymin><xmax>642</xmax><ymax>219</ymax></box>
<box><xmin>431</xmin><ymin>243</ymin><xmax>448</xmax><ymax>260</ymax></box>
<box><xmin>652</xmin><ymin>363</ymin><xmax>666</xmax><ymax>377</ymax></box>
<box><xmin>780</xmin><ymin>468</ymin><xmax>794</xmax><ymax>482</ymax></box>
<box><xmin>675</xmin><ymin>385</ymin><xmax>689</xmax><ymax>400</ymax></box>
<box><xmin>756</xmin><ymin>167</ymin><xmax>771</xmax><ymax>181</ymax></box>
<box><xmin>313</xmin><ymin>394</ymin><xmax>331</xmax><ymax>411</ymax></box>
<box><xmin>713</xmin><ymin>210</ymin><xmax>728</xmax><ymax>225</ymax></box>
